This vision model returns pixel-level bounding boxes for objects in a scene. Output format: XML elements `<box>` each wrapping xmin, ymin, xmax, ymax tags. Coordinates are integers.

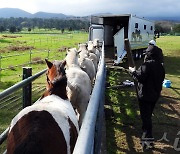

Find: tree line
<box><xmin>0</xmin><ymin>17</ymin><xmax>90</xmax><ymax>33</ymax></box>
<box><xmin>155</xmin><ymin>21</ymin><xmax>180</xmax><ymax>35</ymax></box>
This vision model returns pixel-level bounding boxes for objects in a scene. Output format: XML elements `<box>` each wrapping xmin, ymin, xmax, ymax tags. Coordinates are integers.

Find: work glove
<box><xmin>129</xmin><ymin>66</ymin><xmax>136</xmax><ymax>73</ymax></box>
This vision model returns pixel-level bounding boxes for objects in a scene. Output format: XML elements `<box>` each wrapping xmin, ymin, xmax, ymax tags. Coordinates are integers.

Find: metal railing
<box><xmin>0</xmin><ymin>69</ymin><xmax>46</xmax><ymax>100</ymax></box>
<box><xmin>0</xmin><ymin>50</ymin><xmax>50</xmax><ymax>71</ymax></box>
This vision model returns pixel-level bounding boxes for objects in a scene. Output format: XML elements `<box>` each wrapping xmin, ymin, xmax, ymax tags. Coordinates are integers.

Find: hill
<box><xmin>146</xmin><ymin>16</ymin><xmax>180</xmax><ymax>22</ymax></box>
<box><xmin>0</xmin><ymin>8</ymin><xmax>71</xmax><ymax>19</ymax></box>
<box><xmin>0</xmin><ymin>8</ymin><xmax>180</xmax><ymax>22</ymax></box>
<box><xmin>0</xmin><ymin>8</ymin><xmax>31</xmax><ymax>18</ymax></box>
<box><xmin>32</xmin><ymin>12</ymin><xmax>68</xmax><ymax>19</ymax></box>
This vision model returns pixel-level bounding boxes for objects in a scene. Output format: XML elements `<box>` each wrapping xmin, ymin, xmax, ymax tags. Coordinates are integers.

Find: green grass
<box><xmin>157</xmin><ymin>36</ymin><xmax>180</xmax><ymax>99</ymax></box>
<box><xmin>0</xmin><ymin>31</ymin><xmax>88</xmax><ymax>90</ymax></box>
<box><xmin>105</xmin><ymin>36</ymin><xmax>180</xmax><ymax>153</ymax></box>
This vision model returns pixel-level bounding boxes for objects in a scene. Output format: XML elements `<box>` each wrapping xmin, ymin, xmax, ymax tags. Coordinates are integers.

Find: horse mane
<box><xmin>50</xmin><ymin>76</ymin><xmax>68</xmax><ymax>99</ymax></box>
<box><xmin>41</xmin><ymin>76</ymin><xmax>68</xmax><ymax>100</ymax></box>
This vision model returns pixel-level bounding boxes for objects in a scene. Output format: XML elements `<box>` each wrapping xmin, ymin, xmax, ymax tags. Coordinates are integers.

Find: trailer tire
<box><xmin>135</xmin><ymin>50</ymin><xmax>139</xmax><ymax>60</ymax></box>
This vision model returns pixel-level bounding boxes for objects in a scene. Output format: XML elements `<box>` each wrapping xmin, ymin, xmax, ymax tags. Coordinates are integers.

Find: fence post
<box><xmin>22</xmin><ymin>67</ymin><xmax>32</xmax><ymax>108</ymax></box>
<box><xmin>29</xmin><ymin>50</ymin><xmax>32</xmax><ymax>64</ymax></box>
<box><xmin>47</xmin><ymin>49</ymin><xmax>50</xmax><ymax>59</ymax></box>
<box><xmin>0</xmin><ymin>53</ymin><xmax>1</xmax><ymax>82</ymax></box>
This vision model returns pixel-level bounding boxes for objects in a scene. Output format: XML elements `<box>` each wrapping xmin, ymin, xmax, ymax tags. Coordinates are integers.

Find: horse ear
<box><xmin>61</xmin><ymin>60</ymin><xmax>66</xmax><ymax>68</ymax></box>
<box><xmin>45</xmin><ymin>59</ymin><xmax>53</xmax><ymax>69</ymax></box>
<box><xmin>77</xmin><ymin>50</ymin><xmax>81</xmax><ymax>54</ymax></box>
<box><xmin>67</xmin><ymin>48</ymin><xmax>70</xmax><ymax>53</ymax></box>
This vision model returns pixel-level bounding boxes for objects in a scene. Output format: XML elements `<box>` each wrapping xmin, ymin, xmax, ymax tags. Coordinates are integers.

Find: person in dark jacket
<box><xmin>145</xmin><ymin>40</ymin><xmax>164</xmax><ymax>65</ymax></box>
<box><xmin>129</xmin><ymin>40</ymin><xmax>165</xmax><ymax>147</ymax></box>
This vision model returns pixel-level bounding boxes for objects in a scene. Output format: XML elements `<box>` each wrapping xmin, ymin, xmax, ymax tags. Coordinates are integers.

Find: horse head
<box><xmin>65</xmin><ymin>48</ymin><xmax>79</xmax><ymax>68</ymax></box>
<box><xmin>41</xmin><ymin>59</ymin><xmax>68</xmax><ymax>99</ymax></box>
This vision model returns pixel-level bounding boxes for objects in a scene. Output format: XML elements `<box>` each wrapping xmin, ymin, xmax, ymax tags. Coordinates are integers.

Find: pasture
<box><xmin>105</xmin><ymin>36</ymin><xmax>180</xmax><ymax>153</ymax></box>
<box><xmin>0</xmin><ymin>31</ymin><xmax>88</xmax><ymax>90</ymax></box>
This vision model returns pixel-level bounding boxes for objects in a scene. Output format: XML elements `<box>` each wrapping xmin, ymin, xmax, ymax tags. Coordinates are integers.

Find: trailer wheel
<box><xmin>139</xmin><ymin>50</ymin><xmax>143</xmax><ymax>59</ymax></box>
<box><xmin>135</xmin><ymin>51</ymin><xmax>139</xmax><ymax>60</ymax></box>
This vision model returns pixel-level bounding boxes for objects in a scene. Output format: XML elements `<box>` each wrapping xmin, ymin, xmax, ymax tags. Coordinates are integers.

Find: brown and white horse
<box><xmin>7</xmin><ymin>59</ymin><xmax>79</xmax><ymax>154</ymax></box>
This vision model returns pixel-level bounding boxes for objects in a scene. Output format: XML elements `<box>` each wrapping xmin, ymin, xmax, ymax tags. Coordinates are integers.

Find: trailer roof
<box><xmin>91</xmin><ymin>14</ymin><xmax>131</xmax><ymax>25</ymax></box>
<box><xmin>92</xmin><ymin>14</ymin><xmax>131</xmax><ymax>18</ymax></box>
<box><xmin>91</xmin><ymin>14</ymin><xmax>154</xmax><ymax>25</ymax></box>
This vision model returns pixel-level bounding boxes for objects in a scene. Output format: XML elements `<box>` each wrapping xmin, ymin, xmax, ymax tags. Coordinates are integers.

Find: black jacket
<box><xmin>132</xmin><ymin>60</ymin><xmax>165</xmax><ymax>102</ymax></box>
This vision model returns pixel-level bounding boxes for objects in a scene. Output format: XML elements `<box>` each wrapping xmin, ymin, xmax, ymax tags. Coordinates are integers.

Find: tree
<box><xmin>173</xmin><ymin>24</ymin><xmax>180</xmax><ymax>33</ymax></box>
<box><xmin>0</xmin><ymin>17</ymin><xmax>90</xmax><ymax>32</ymax></box>
<box><xmin>0</xmin><ymin>26</ymin><xmax>5</xmax><ymax>33</ymax></box>
<box><xmin>17</xmin><ymin>27</ymin><xmax>22</xmax><ymax>32</ymax></box>
<box><xmin>61</xmin><ymin>28</ymin><xmax>64</xmax><ymax>34</ymax></box>
<box><xmin>155</xmin><ymin>21</ymin><xmax>172</xmax><ymax>34</ymax></box>
<box><xmin>9</xmin><ymin>26</ymin><xmax>16</xmax><ymax>33</ymax></box>
<box><xmin>28</xmin><ymin>27</ymin><xmax>32</xmax><ymax>32</ymax></box>
<box><xmin>68</xmin><ymin>27</ymin><xmax>73</xmax><ymax>31</ymax></box>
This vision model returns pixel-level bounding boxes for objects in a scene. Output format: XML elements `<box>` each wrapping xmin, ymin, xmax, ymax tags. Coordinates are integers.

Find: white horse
<box><xmin>65</xmin><ymin>48</ymin><xmax>92</xmax><ymax>126</ymax></box>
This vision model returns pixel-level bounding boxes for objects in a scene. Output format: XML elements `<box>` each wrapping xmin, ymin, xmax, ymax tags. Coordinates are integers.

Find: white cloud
<box><xmin>0</xmin><ymin>0</ymin><xmax>180</xmax><ymax>16</ymax></box>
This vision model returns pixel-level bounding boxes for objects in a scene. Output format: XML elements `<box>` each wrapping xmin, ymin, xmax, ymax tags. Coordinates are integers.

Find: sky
<box><xmin>0</xmin><ymin>0</ymin><xmax>180</xmax><ymax>17</ymax></box>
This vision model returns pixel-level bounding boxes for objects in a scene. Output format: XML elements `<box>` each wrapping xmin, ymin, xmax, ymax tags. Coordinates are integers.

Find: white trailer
<box><xmin>89</xmin><ymin>14</ymin><xmax>155</xmax><ymax>63</ymax></box>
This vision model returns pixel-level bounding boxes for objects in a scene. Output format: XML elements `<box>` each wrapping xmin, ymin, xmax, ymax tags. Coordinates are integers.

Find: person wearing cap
<box><xmin>129</xmin><ymin>40</ymin><xmax>165</xmax><ymax>148</ymax></box>
<box><xmin>145</xmin><ymin>40</ymin><xmax>164</xmax><ymax>65</ymax></box>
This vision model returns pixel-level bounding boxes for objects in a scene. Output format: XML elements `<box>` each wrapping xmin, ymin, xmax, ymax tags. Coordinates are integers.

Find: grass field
<box><xmin>0</xmin><ymin>31</ymin><xmax>88</xmax><ymax>90</ymax></box>
<box><xmin>105</xmin><ymin>36</ymin><xmax>180</xmax><ymax>153</ymax></box>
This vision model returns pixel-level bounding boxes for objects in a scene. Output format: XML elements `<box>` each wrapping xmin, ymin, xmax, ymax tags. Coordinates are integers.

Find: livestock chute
<box><xmin>73</xmin><ymin>42</ymin><xmax>106</xmax><ymax>154</ymax></box>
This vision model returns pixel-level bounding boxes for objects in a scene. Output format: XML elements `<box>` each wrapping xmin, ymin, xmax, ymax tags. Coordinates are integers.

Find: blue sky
<box><xmin>1</xmin><ymin>0</ymin><xmax>180</xmax><ymax>17</ymax></box>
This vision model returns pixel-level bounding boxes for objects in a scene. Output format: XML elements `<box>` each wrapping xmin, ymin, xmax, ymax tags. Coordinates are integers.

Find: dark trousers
<box><xmin>139</xmin><ymin>99</ymin><xmax>156</xmax><ymax>138</ymax></box>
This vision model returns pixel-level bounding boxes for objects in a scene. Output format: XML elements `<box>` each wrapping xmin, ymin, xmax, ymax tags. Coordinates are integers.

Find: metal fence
<box><xmin>0</xmin><ymin>49</ymin><xmax>66</xmax><ymax>84</ymax></box>
<box><xmin>0</xmin><ymin>35</ymin><xmax>71</xmax><ymax>82</ymax></box>
<box><xmin>0</xmin><ymin>49</ymin><xmax>50</xmax><ymax>70</ymax></box>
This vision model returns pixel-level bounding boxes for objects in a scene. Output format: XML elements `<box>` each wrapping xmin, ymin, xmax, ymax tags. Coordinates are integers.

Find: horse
<box><xmin>7</xmin><ymin>59</ymin><xmax>79</xmax><ymax>154</ymax></box>
<box><xmin>87</xmin><ymin>41</ymin><xmax>100</xmax><ymax>62</ymax></box>
<box><xmin>65</xmin><ymin>48</ymin><xmax>91</xmax><ymax>126</ymax></box>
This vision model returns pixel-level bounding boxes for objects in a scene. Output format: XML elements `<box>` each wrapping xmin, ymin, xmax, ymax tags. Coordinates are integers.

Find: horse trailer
<box><xmin>89</xmin><ymin>14</ymin><xmax>155</xmax><ymax>63</ymax></box>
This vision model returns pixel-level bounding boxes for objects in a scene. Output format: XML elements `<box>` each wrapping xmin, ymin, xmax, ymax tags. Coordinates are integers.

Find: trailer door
<box><xmin>114</xmin><ymin>28</ymin><xmax>127</xmax><ymax>64</ymax></box>
<box><xmin>89</xmin><ymin>25</ymin><xmax>104</xmax><ymax>43</ymax></box>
